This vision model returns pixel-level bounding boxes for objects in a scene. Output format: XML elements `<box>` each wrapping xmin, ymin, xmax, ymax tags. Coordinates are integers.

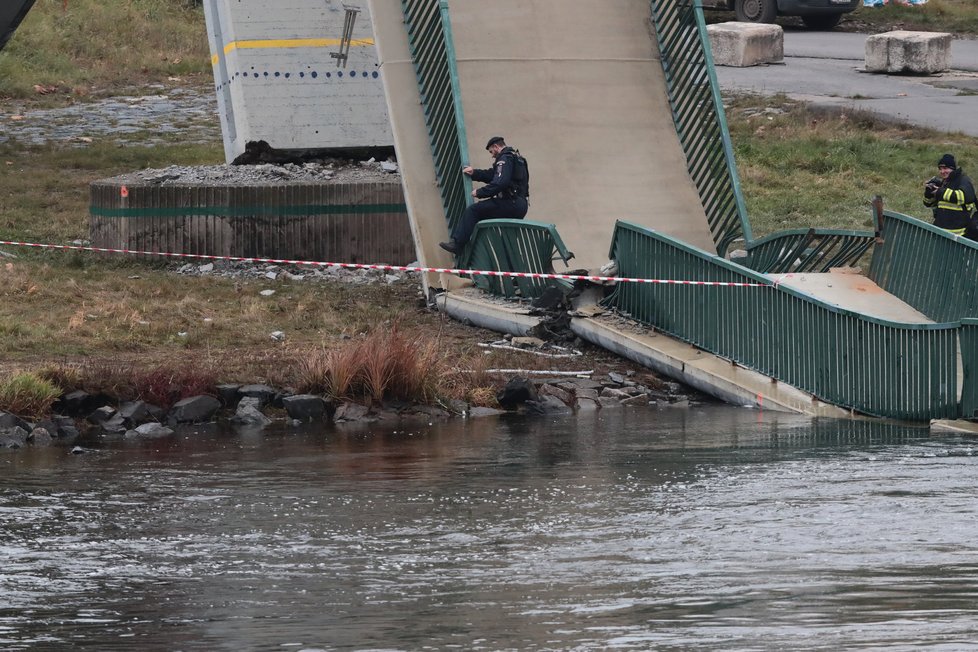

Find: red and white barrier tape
<box><xmin>0</xmin><ymin>239</ymin><xmax>771</xmax><ymax>288</ymax></box>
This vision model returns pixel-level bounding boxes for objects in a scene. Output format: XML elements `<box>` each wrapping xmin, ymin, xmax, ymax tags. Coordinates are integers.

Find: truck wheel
<box><xmin>734</xmin><ymin>0</ymin><xmax>778</xmax><ymax>23</ymax></box>
<box><xmin>801</xmin><ymin>13</ymin><xmax>843</xmax><ymax>29</ymax></box>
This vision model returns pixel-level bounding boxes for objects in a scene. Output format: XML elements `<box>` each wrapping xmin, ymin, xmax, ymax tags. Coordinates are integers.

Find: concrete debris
<box><xmin>102</xmin><ymin>157</ymin><xmax>400</xmax><ymax>188</ymax></box>
<box><xmin>174</xmin><ymin>259</ymin><xmax>421</xmax><ymax>288</ymax></box>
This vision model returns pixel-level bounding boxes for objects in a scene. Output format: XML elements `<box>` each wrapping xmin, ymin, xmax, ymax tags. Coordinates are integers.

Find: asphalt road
<box><xmin>715</xmin><ymin>31</ymin><xmax>978</xmax><ymax>135</ymax></box>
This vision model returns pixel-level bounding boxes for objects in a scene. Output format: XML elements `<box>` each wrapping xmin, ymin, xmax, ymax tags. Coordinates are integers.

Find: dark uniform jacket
<box><xmin>471</xmin><ymin>147</ymin><xmax>525</xmax><ymax>200</ymax></box>
<box><xmin>924</xmin><ymin>167</ymin><xmax>978</xmax><ymax>234</ymax></box>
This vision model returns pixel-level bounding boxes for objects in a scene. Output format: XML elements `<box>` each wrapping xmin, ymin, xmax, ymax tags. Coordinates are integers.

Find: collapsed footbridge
<box><xmin>369</xmin><ymin>0</ymin><xmax>978</xmax><ymax>424</ymax></box>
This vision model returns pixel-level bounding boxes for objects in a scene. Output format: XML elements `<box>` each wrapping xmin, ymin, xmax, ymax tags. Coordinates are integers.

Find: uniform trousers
<box><xmin>452</xmin><ymin>196</ymin><xmax>528</xmax><ymax>246</ymax></box>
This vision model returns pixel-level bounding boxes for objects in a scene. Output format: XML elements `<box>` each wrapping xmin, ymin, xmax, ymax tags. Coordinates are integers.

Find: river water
<box><xmin>2</xmin><ymin>406</ymin><xmax>977</xmax><ymax>651</ymax></box>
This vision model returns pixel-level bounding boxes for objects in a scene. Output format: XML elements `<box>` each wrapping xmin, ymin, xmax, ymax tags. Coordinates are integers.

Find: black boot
<box><xmin>439</xmin><ymin>240</ymin><xmax>460</xmax><ymax>254</ymax></box>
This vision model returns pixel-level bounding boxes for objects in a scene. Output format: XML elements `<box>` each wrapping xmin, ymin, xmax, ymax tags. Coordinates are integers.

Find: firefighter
<box><xmin>439</xmin><ymin>136</ymin><xmax>529</xmax><ymax>255</ymax></box>
<box><xmin>924</xmin><ymin>153</ymin><xmax>977</xmax><ymax>238</ymax></box>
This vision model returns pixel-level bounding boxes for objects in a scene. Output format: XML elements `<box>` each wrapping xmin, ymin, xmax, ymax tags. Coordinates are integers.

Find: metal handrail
<box><xmin>607</xmin><ymin>220</ymin><xmax>961</xmax><ymax>421</ymax></box>
<box><xmin>870</xmin><ymin>209</ymin><xmax>978</xmax><ymax>323</ymax></box>
<box><xmin>461</xmin><ymin>219</ymin><xmax>574</xmax><ymax>298</ymax></box>
<box><xmin>648</xmin><ymin>0</ymin><xmax>752</xmax><ymax>256</ymax></box>
<box><xmin>746</xmin><ymin>228</ymin><xmax>876</xmax><ymax>273</ymax></box>
<box><xmin>401</xmin><ymin>0</ymin><xmax>472</xmax><ymax>234</ymax></box>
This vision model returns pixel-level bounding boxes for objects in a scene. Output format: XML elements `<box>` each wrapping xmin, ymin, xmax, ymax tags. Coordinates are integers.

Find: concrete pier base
<box><xmin>90</xmin><ymin>180</ymin><xmax>414</xmax><ymax>265</ymax></box>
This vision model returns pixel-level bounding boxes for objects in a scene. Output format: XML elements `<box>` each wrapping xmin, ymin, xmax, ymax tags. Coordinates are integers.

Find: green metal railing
<box><xmin>870</xmin><ymin>210</ymin><xmax>978</xmax><ymax>323</ymax></box>
<box><xmin>649</xmin><ymin>0</ymin><xmax>751</xmax><ymax>257</ymax></box>
<box><xmin>960</xmin><ymin>319</ymin><xmax>978</xmax><ymax>419</ymax></box>
<box><xmin>746</xmin><ymin>228</ymin><xmax>876</xmax><ymax>274</ymax></box>
<box><xmin>607</xmin><ymin>220</ymin><xmax>961</xmax><ymax>421</ymax></box>
<box><xmin>402</xmin><ymin>0</ymin><xmax>471</xmax><ymax>234</ymax></box>
<box><xmin>460</xmin><ymin>219</ymin><xmax>575</xmax><ymax>299</ymax></box>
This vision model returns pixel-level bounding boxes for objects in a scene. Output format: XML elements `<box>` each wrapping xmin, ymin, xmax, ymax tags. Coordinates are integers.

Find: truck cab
<box><xmin>703</xmin><ymin>0</ymin><xmax>861</xmax><ymax>29</ymax></box>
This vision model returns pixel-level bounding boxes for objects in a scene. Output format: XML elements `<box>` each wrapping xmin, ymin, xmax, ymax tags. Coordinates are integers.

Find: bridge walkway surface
<box><xmin>369</xmin><ymin>0</ymin><xmax>716</xmax><ymax>278</ymax></box>
<box><xmin>368</xmin><ymin>0</ymin><xmax>978</xmax><ymax>425</ymax></box>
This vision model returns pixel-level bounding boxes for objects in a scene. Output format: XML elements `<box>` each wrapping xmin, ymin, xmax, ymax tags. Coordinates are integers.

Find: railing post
<box><xmin>960</xmin><ymin>319</ymin><xmax>978</xmax><ymax>419</ymax></box>
<box><xmin>872</xmin><ymin>195</ymin><xmax>884</xmax><ymax>244</ymax></box>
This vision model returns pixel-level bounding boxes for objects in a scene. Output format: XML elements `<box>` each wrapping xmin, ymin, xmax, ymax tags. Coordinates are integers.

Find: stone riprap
<box><xmin>0</xmin><ymin>371</ymin><xmax>698</xmax><ymax>450</ymax></box>
<box><xmin>707</xmin><ymin>22</ymin><xmax>784</xmax><ymax>68</ymax></box>
<box><xmin>0</xmin><ymin>85</ymin><xmax>218</xmax><ymax>147</ymax></box>
<box><xmin>865</xmin><ymin>30</ymin><xmax>952</xmax><ymax>74</ymax></box>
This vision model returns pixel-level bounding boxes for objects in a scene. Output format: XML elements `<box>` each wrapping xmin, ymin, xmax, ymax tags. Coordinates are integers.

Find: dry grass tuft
<box><xmin>293</xmin><ymin>348</ymin><xmax>331</xmax><ymax>395</ymax></box>
<box><xmin>40</xmin><ymin>361</ymin><xmax>218</xmax><ymax>409</ymax></box>
<box><xmin>327</xmin><ymin>340</ymin><xmax>365</xmax><ymax>400</ymax></box>
<box><xmin>465</xmin><ymin>386</ymin><xmax>499</xmax><ymax>409</ymax></box>
<box><xmin>284</xmin><ymin>326</ymin><xmax>453</xmax><ymax>404</ymax></box>
<box><xmin>0</xmin><ymin>371</ymin><xmax>62</xmax><ymax>419</ymax></box>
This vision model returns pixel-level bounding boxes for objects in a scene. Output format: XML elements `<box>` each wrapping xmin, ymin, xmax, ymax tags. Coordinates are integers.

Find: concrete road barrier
<box><xmin>707</xmin><ymin>22</ymin><xmax>784</xmax><ymax>68</ymax></box>
<box><xmin>865</xmin><ymin>30</ymin><xmax>952</xmax><ymax>74</ymax></box>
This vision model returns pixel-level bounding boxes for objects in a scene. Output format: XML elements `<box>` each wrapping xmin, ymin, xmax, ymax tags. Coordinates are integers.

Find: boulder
<box><xmin>100</xmin><ymin>414</ymin><xmax>128</xmax><ymax>435</ymax></box>
<box><xmin>865</xmin><ymin>30</ymin><xmax>952</xmax><ymax>74</ymax></box>
<box><xmin>282</xmin><ymin>394</ymin><xmax>328</xmax><ymax>422</ymax></box>
<box><xmin>0</xmin><ymin>426</ymin><xmax>29</xmax><ymax>449</ymax></box>
<box><xmin>57</xmin><ymin>389</ymin><xmax>91</xmax><ymax>415</ymax></box>
<box><xmin>86</xmin><ymin>406</ymin><xmax>117</xmax><ymax>425</ymax></box>
<box><xmin>0</xmin><ymin>411</ymin><xmax>31</xmax><ymax>432</ymax></box>
<box><xmin>539</xmin><ymin>384</ymin><xmax>573</xmax><ymax>406</ymax></box>
<box><xmin>496</xmin><ymin>377</ymin><xmax>538</xmax><ymax>409</ymax></box>
<box><xmin>56</xmin><ymin>390</ymin><xmax>112</xmax><ymax>417</ymax></box>
<box><xmin>168</xmin><ymin>395</ymin><xmax>221</xmax><ymax>424</ymax></box>
<box><xmin>411</xmin><ymin>404</ymin><xmax>451</xmax><ymax>420</ymax></box>
<box><xmin>558</xmin><ymin>378</ymin><xmax>603</xmax><ymax>392</ymax></box>
<box><xmin>574</xmin><ymin>388</ymin><xmax>600</xmax><ymax>402</ymax></box>
<box><xmin>524</xmin><ymin>396</ymin><xmax>573</xmax><ymax>415</ymax></box>
<box><xmin>574</xmin><ymin>397</ymin><xmax>600</xmax><ymax>411</ymax></box>
<box><xmin>230</xmin><ymin>397</ymin><xmax>272</xmax><ymax>426</ymax></box>
<box><xmin>707</xmin><ymin>22</ymin><xmax>783</xmax><ymax>68</ymax></box>
<box><xmin>601</xmin><ymin>387</ymin><xmax>632</xmax><ymax>401</ymax></box>
<box><xmin>238</xmin><ymin>384</ymin><xmax>277</xmax><ymax>407</ymax></box>
<box><xmin>125</xmin><ymin>423</ymin><xmax>175</xmax><ymax>439</ymax></box>
<box><xmin>27</xmin><ymin>427</ymin><xmax>54</xmax><ymax>446</ymax></box>
<box><xmin>333</xmin><ymin>402</ymin><xmax>372</xmax><ymax>422</ymax></box>
<box><xmin>31</xmin><ymin>416</ymin><xmax>80</xmax><ymax>439</ymax></box>
<box><xmin>118</xmin><ymin>400</ymin><xmax>163</xmax><ymax>426</ymax></box>
<box><xmin>215</xmin><ymin>383</ymin><xmax>241</xmax><ymax>408</ymax></box>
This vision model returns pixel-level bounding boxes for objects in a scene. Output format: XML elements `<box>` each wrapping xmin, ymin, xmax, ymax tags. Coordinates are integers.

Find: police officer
<box><xmin>924</xmin><ymin>153</ymin><xmax>977</xmax><ymax>238</ymax></box>
<box><xmin>439</xmin><ymin>136</ymin><xmax>529</xmax><ymax>254</ymax></box>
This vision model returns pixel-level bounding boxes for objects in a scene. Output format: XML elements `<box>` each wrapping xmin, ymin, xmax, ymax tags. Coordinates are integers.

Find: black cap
<box><xmin>485</xmin><ymin>136</ymin><xmax>505</xmax><ymax>150</ymax></box>
<box><xmin>938</xmin><ymin>153</ymin><xmax>956</xmax><ymax>169</ymax></box>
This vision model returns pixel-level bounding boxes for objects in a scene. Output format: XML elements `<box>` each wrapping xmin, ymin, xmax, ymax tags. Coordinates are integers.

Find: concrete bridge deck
<box><xmin>369</xmin><ymin>0</ymin><xmax>716</xmax><ymax>278</ymax></box>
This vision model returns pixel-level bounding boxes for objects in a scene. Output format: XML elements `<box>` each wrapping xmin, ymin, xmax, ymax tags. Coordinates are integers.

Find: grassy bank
<box><xmin>726</xmin><ymin>95</ymin><xmax>978</xmax><ymax>237</ymax></box>
<box><xmin>846</xmin><ymin>0</ymin><xmax>978</xmax><ymax>35</ymax></box>
<box><xmin>0</xmin><ymin>0</ymin><xmax>210</xmax><ymax>100</ymax></box>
